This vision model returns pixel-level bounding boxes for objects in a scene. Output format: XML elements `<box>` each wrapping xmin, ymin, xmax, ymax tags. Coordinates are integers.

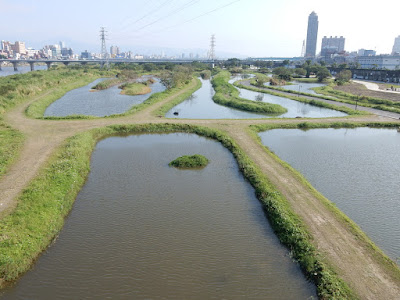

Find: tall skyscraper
<box><xmin>305</xmin><ymin>11</ymin><xmax>318</xmax><ymax>58</ymax></box>
<box><xmin>321</xmin><ymin>36</ymin><xmax>345</xmax><ymax>57</ymax></box>
<box><xmin>392</xmin><ymin>36</ymin><xmax>400</xmax><ymax>55</ymax></box>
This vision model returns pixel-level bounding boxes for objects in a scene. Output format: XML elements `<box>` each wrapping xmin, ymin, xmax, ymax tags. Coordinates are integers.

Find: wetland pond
<box><xmin>44</xmin><ymin>76</ymin><xmax>165</xmax><ymax>117</ymax></box>
<box><xmin>259</xmin><ymin>127</ymin><xmax>400</xmax><ymax>263</ymax></box>
<box><xmin>166</xmin><ymin>77</ymin><xmax>346</xmax><ymax>119</ymax></box>
<box><xmin>1</xmin><ymin>133</ymin><xmax>316</xmax><ymax>299</ymax></box>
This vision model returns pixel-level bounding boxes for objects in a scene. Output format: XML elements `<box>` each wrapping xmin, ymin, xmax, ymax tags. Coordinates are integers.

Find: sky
<box><xmin>1</xmin><ymin>0</ymin><xmax>399</xmax><ymax>58</ymax></box>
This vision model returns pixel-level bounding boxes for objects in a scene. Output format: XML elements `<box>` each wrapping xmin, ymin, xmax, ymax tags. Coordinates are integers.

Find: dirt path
<box><xmin>1</xmin><ymin>79</ymin><xmax>400</xmax><ymax>299</ymax></box>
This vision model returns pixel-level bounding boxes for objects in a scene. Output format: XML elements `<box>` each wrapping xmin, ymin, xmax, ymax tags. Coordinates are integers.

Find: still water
<box><xmin>44</xmin><ymin>77</ymin><xmax>165</xmax><ymax>117</ymax></box>
<box><xmin>259</xmin><ymin>128</ymin><xmax>400</xmax><ymax>263</ymax></box>
<box><xmin>0</xmin><ymin>65</ymin><xmax>48</xmax><ymax>77</ymax></box>
<box><xmin>279</xmin><ymin>81</ymin><xmax>326</xmax><ymax>95</ymax></box>
<box><xmin>1</xmin><ymin>134</ymin><xmax>316</xmax><ymax>299</ymax></box>
<box><xmin>166</xmin><ymin>77</ymin><xmax>346</xmax><ymax>119</ymax></box>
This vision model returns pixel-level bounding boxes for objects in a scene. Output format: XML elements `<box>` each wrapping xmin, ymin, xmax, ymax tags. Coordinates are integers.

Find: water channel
<box><xmin>278</xmin><ymin>81</ymin><xmax>326</xmax><ymax>95</ymax></box>
<box><xmin>1</xmin><ymin>133</ymin><xmax>316</xmax><ymax>299</ymax></box>
<box><xmin>166</xmin><ymin>77</ymin><xmax>346</xmax><ymax>119</ymax></box>
<box><xmin>44</xmin><ymin>77</ymin><xmax>165</xmax><ymax>117</ymax></box>
<box><xmin>259</xmin><ymin>128</ymin><xmax>400</xmax><ymax>263</ymax></box>
<box><xmin>0</xmin><ymin>66</ymin><xmax>48</xmax><ymax>77</ymax></box>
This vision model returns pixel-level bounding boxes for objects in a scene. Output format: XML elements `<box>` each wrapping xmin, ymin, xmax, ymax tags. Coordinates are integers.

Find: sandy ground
<box><xmin>353</xmin><ymin>80</ymin><xmax>400</xmax><ymax>94</ymax></box>
<box><xmin>1</xmin><ymin>78</ymin><xmax>400</xmax><ymax>299</ymax></box>
<box><xmin>334</xmin><ymin>82</ymin><xmax>400</xmax><ymax>102</ymax></box>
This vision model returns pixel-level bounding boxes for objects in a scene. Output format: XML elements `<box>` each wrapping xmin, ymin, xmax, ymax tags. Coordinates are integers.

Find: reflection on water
<box><xmin>44</xmin><ymin>76</ymin><xmax>165</xmax><ymax>117</ymax></box>
<box><xmin>259</xmin><ymin>128</ymin><xmax>400</xmax><ymax>263</ymax></box>
<box><xmin>167</xmin><ymin>76</ymin><xmax>345</xmax><ymax>119</ymax></box>
<box><xmin>279</xmin><ymin>81</ymin><xmax>326</xmax><ymax>95</ymax></box>
<box><xmin>1</xmin><ymin>134</ymin><xmax>316</xmax><ymax>299</ymax></box>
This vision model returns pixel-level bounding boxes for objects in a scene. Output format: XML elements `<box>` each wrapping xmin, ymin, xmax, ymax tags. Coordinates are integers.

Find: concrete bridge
<box><xmin>0</xmin><ymin>58</ymin><xmax>222</xmax><ymax>71</ymax></box>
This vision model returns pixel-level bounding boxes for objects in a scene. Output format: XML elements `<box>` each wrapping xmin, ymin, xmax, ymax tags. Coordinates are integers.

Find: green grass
<box><xmin>249</xmin><ymin>121</ymin><xmax>400</xmax><ymax>290</ymax></box>
<box><xmin>211</xmin><ymin>71</ymin><xmax>288</xmax><ymax>114</ymax></box>
<box><xmin>0</xmin><ymin>122</ymin><xmax>24</xmax><ymax>177</ymax></box>
<box><xmin>119</xmin><ymin>82</ymin><xmax>151</xmax><ymax>95</ymax></box>
<box><xmin>153</xmin><ymin>77</ymin><xmax>202</xmax><ymax>117</ymax></box>
<box><xmin>0</xmin><ymin>122</ymin><xmax>358</xmax><ymax>299</ymax></box>
<box><xmin>313</xmin><ymin>85</ymin><xmax>400</xmax><ymax>114</ymax></box>
<box><xmin>235</xmin><ymin>80</ymin><xmax>368</xmax><ymax>116</ymax></box>
<box><xmin>91</xmin><ymin>78</ymin><xmax>120</xmax><ymax>90</ymax></box>
<box><xmin>169</xmin><ymin>154</ymin><xmax>209</xmax><ymax>169</ymax></box>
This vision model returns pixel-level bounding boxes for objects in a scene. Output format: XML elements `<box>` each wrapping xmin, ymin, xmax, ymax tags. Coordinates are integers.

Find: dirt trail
<box><xmin>1</xmin><ymin>79</ymin><xmax>400</xmax><ymax>299</ymax></box>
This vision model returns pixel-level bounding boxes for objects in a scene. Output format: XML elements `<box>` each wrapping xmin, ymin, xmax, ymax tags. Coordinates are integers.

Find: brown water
<box><xmin>1</xmin><ymin>134</ymin><xmax>316</xmax><ymax>299</ymax></box>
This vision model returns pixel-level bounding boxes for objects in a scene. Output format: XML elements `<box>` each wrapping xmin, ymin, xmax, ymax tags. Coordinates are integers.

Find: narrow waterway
<box><xmin>259</xmin><ymin>128</ymin><xmax>400</xmax><ymax>263</ymax></box>
<box><xmin>0</xmin><ymin>65</ymin><xmax>48</xmax><ymax>77</ymax></box>
<box><xmin>1</xmin><ymin>133</ymin><xmax>316</xmax><ymax>299</ymax></box>
<box><xmin>44</xmin><ymin>76</ymin><xmax>165</xmax><ymax>117</ymax></box>
<box><xmin>279</xmin><ymin>81</ymin><xmax>326</xmax><ymax>95</ymax></box>
<box><xmin>167</xmin><ymin>77</ymin><xmax>346</xmax><ymax>119</ymax></box>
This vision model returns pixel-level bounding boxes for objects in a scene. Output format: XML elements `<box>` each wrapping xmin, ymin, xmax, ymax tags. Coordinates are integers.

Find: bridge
<box><xmin>0</xmin><ymin>58</ymin><xmax>223</xmax><ymax>71</ymax></box>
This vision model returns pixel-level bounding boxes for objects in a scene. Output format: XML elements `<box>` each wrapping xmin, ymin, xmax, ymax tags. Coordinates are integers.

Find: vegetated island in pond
<box><xmin>169</xmin><ymin>154</ymin><xmax>209</xmax><ymax>169</ymax></box>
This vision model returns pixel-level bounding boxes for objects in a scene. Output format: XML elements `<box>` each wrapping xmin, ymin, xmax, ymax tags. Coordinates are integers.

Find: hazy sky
<box><xmin>1</xmin><ymin>0</ymin><xmax>399</xmax><ymax>57</ymax></box>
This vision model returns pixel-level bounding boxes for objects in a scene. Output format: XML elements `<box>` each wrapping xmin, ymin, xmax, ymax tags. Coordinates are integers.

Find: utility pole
<box><xmin>209</xmin><ymin>34</ymin><xmax>216</xmax><ymax>68</ymax></box>
<box><xmin>100</xmin><ymin>27</ymin><xmax>109</xmax><ymax>68</ymax></box>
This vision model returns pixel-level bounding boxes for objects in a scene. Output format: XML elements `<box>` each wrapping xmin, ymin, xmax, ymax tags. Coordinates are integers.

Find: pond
<box><xmin>166</xmin><ymin>77</ymin><xmax>346</xmax><ymax>119</ymax></box>
<box><xmin>1</xmin><ymin>133</ymin><xmax>316</xmax><ymax>299</ymax></box>
<box><xmin>44</xmin><ymin>76</ymin><xmax>165</xmax><ymax>117</ymax></box>
<box><xmin>259</xmin><ymin>127</ymin><xmax>400</xmax><ymax>263</ymax></box>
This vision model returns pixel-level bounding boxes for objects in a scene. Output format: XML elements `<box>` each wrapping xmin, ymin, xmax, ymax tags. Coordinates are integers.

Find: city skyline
<box><xmin>1</xmin><ymin>0</ymin><xmax>399</xmax><ymax>57</ymax></box>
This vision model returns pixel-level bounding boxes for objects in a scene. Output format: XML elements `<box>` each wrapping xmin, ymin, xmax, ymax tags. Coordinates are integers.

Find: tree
<box><xmin>254</xmin><ymin>74</ymin><xmax>268</xmax><ymax>87</ymax></box>
<box><xmin>273</xmin><ymin>67</ymin><xmax>293</xmax><ymax>81</ymax></box>
<box><xmin>282</xmin><ymin>59</ymin><xmax>290</xmax><ymax>66</ymax></box>
<box><xmin>316</xmin><ymin>66</ymin><xmax>331</xmax><ymax>82</ymax></box>
<box><xmin>336</xmin><ymin>70</ymin><xmax>352</xmax><ymax>85</ymax></box>
<box><xmin>294</xmin><ymin>68</ymin><xmax>306</xmax><ymax>77</ymax></box>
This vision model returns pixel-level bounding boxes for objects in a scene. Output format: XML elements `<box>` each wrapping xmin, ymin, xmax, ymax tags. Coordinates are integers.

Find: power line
<box><xmin>164</xmin><ymin>0</ymin><xmax>242</xmax><ymax>31</ymax></box>
<box><xmin>137</xmin><ymin>0</ymin><xmax>201</xmax><ymax>31</ymax></box>
<box><xmin>120</xmin><ymin>0</ymin><xmax>173</xmax><ymax>32</ymax></box>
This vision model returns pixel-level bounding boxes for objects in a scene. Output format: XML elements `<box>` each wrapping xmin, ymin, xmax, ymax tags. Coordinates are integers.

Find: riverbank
<box><xmin>0</xmin><ymin>68</ymin><xmax>399</xmax><ymax>299</ymax></box>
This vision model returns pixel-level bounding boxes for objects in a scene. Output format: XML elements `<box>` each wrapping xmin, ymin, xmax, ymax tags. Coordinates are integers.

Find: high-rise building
<box><xmin>13</xmin><ymin>41</ymin><xmax>26</xmax><ymax>54</ymax></box>
<box><xmin>392</xmin><ymin>36</ymin><xmax>400</xmax><ymax>55</ymax></box>
<box><xmin>110</xmin><ymin>45</ymin><xmax>120</xmax><ymax>57</ymax></box>
<box><xmin>305</xmin><ymin>11</ymin><xmax>318</xmax><ymax>58</ymax></box>
<box><xmin>321</xmin><ymin>36</ymin><xmax>345</xmax><ymax>57</ymax></box>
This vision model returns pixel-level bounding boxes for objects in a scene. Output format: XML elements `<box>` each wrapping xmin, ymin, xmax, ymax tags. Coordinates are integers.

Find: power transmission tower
<box><xmin>100</xmin><ymin>27</ymin><xmax>109</xmax><ymax>68</ymax></box>
<box><xmin>209</xmin><ymin>34</ymin><xmax>216</xmax><ymax>61</ymax></box>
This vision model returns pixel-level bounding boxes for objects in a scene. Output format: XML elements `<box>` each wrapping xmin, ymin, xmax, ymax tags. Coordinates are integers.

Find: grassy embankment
<box><xmin>249</xmin><ymin>121</ymin><xmax>400</xmax><ymax>288</ymax></box>
<box><xmin>236</xmin><ymin>75</ymin><xmax>367</xmax><ymax>116</ymax></box>
<box><xmin>0</xmin><ymin>67</ymin><xmax>112</xmax><ymax>175</ymax></box>
<box><xmin>153</xmin><ymin>77</ymin><xmax>202</xmax><ymax>117</ymax></box>
<box><xmin>169</xmin><ymin>154</ymin><xmax>209</xmax><ymax>169</ymax></box>
<box><xmin>313</xmin><ymin>84</ymin><xmax>400</xmax><ymax>114</ymax></box>
<box><xmin>211</xmin><ymin>71</ymin><xmax>288</xmax><ymax>115</ymax></box>
<box><xmin>0</xmin><ymin>122</ymin><xmax>362</xmax><ymax>299</ymax></box>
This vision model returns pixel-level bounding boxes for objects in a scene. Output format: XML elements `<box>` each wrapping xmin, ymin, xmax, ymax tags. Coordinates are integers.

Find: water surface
<box><xmin>1</xmin><ymin>134</ymin><xmax>316</xmax><ymax>299</ymax></box>
<box><xmin>166</xmin><ymin>77</ymin><xmax>346</xmax><ymax>119</ymax></box>
<box><xmin>44</xmin><ymin>77</ymin><xmax>165</xmax><ymax>117</ymax></box>
<box><xmin>259</xmin><ymin>128</ymin><xmax>400</xmax><ymax>262</ymax></box>
<box><xmin>0</xmin><ymin>65</ymin><xmax>47</xmax><ymax>77</ymax></box>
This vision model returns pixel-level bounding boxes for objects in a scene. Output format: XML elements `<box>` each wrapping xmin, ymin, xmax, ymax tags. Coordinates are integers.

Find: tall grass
<box><xmin>0</xmin><ymin>123</ymin><xmax>359</xmax><ymax>299</ymax></box>
<box><xmin>0</xmin><ymin>122</ymin><xmax>24</xmax><ymax>177</ymax></box>
<box><xmin>212</xmin><ymin>71</ymin><xmax>287</xmax><ymax>114</ymax></box>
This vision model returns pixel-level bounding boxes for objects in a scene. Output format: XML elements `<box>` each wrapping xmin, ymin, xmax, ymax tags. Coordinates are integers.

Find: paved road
<box><xmin>353</xmin><ymin>80</ymin><xmax>400</xmax><ymax>94</ymax></box>
<box><xmin>240</xmin><ymin>80</ymin><xmax>400</xmax><ymax>120</ymax></box>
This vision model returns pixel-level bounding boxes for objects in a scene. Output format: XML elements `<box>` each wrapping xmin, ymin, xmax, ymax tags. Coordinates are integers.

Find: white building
<box><xmin>392</xmin><ymin>36</ymin><xmax>400</xmax><ymax>55</ymax></box>
<box><xmin>358</xmin><ymin>55</ymin><xmax>400</xmax><ymax>70</ymax></box>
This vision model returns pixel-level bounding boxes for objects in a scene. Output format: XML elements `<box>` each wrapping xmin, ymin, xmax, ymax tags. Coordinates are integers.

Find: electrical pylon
<box><xmin>100</xmin><ymin>27</ymin><xmax>109</xmax><ymax>68</ymax></box>
<box><xmin>209</xmin><ymin>34</ymin><xmax>216</xmax><ymax>61</ymax></box>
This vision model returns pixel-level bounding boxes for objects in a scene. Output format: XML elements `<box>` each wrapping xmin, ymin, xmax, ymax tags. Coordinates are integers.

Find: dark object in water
<box><xmin>295</xmin><ymin>116</ymin><xmax>302</xmax><ymax>118</ymax></box>
<box><xmin>173</xmin><ymin>112</ymin><xmax>179</xmax><ymax>116</ymax></box>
